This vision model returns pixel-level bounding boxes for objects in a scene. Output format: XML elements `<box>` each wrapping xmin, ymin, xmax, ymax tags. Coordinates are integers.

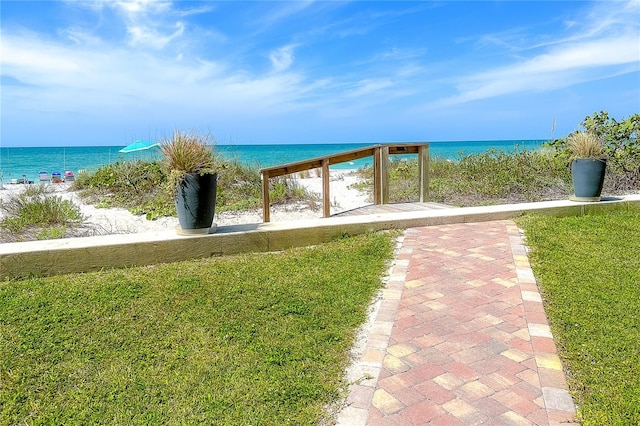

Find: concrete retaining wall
<box><xmin>2</xmin><ymin>195</ymin><xmax>639</xmax><ymax>280</ymax></box>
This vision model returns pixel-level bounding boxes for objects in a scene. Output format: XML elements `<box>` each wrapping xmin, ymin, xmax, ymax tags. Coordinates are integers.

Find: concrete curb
<box><xmin>2</xmin><ymin>195</ymin><xmax>639</xmax><ymax>279</ymax></box>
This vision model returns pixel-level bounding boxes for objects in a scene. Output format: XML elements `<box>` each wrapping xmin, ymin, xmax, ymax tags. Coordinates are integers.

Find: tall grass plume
<box><xmin>568</xmin><ymin>131</ymin><xmax>605</xmax><ymax>159</ymax></box>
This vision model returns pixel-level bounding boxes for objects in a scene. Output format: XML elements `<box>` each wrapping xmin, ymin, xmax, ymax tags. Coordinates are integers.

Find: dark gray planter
<box><xmin>175</xmin><ymin>172</ymin><xmax>217</xmax><ymax>233</ymax></box>
<box><xmin>571</xmin><ymin>158</ymin><xmax>606</xmax><ymax>201</ymax></box>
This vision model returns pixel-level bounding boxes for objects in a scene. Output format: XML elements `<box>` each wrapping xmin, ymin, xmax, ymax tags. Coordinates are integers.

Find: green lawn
<box><xmin>0</xmin><ymin>232</ymin><xmax>394</xmax><ymax>425</ymax></box>
<box><xmin>518</xmin><ymin>210</ymin><xmax>640</xmax><ymax>425</ymax></box>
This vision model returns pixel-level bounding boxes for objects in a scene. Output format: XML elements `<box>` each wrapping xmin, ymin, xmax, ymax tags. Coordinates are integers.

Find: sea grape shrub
<box><xmin>550</xmin><ymin>111</ymin><xmax>640</xmax><ymax>190</ymax></box>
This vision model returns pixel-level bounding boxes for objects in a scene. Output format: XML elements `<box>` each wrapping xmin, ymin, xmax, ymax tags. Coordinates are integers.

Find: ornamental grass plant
<box><xmin>160</xmin><ymin>130</ymin><xmax>218</xmax><ymax>190</ymax></box>
<box><xmin>550</xmin><ymin>111</ymin><xmax>639</xmax><ymax>190</ymax></box>
<box><xmin>567</xmin><ymin>131</ymin><xmax>605</xmax><ymax>159</ymax></box>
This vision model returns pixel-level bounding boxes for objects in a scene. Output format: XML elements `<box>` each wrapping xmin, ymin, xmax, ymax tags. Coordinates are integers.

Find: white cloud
<box><xmin>433</xmin><ymin>0</ymin><xmax>640</xmax><ymax>106</ymax></box>
<box><xmin>251</xmin><ymin>1</ymin><xmax>316</xmax><ymax>30</ymax></box>
<box><xmin>0</xmin><ymin>27</ymin><xmax>311</xmax><ymax>124</ymax></box>
<box><xmin>269</xmin><ymin>44</ymin><xmax>297</xmax><ymax>73</ymax></box>
<box><xmin>113</xmin><ymin>0</ymin><xmax>172</xmax><ymax>16</ymax></box>
<box><xmin>86</xmin><ymin>0</ymin><xmax>184</xmax><ymax>49</ymax></box>
<box><xmin>3</xmin><ymin>0</ymin><xmax>638</xmax><ymax>145</ymax></box>
<box><xmin>3</xmin><ymin>35</ymin><xmax>80</xmax><ymax>75</ymax></box>
<box><xmin>347</xmin><ymin>79</ymin><xmax>394</xmax><ymax>98</ymax></box>
<box><xmin>128</xmin><ymin>21</ymin><xmax>184</xmax><ymax>49</ymax></box>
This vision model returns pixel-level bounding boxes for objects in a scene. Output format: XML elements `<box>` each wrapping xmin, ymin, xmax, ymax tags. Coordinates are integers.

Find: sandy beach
<box><xmin>0</xmin><ymin>170</ymin><xmax>369</xmax><ymax>238</ymax></box>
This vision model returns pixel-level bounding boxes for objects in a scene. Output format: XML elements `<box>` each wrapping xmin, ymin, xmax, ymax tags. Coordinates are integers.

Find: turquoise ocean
<box><xmin>0</xmin><ymin>140</ymin><xmax>546</xmax><ymax>184</ymax></box>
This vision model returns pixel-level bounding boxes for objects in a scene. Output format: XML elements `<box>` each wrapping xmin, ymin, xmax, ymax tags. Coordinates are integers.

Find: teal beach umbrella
<box><xmin>119</xmin><ymin>140</ymin><xmax>159</xmax><ymax>153</ymax></box>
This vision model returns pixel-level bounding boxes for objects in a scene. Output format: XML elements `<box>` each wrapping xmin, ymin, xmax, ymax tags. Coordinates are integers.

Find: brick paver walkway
<box><xmin>336</xmin><ymin>220</ymin><xmax>578</xmax><ymax>425</ymax></box>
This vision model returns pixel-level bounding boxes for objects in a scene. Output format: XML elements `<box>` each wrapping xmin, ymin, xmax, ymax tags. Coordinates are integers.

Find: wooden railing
<box><xmin>260</xmin><ymin>143</ymin><xmax>430</xmax><ymax>222</ymax></box>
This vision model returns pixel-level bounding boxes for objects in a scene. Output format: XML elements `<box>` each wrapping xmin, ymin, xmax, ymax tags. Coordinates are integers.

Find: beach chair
<box><xmin>39</xmin><ymin>171</ymin><xmax>50</xmax><ymax>182</ymax></box>
<box><xmin>64</xmin><ymin>171</ymin><xmax>75</xmax><ymax>182</ymax></box>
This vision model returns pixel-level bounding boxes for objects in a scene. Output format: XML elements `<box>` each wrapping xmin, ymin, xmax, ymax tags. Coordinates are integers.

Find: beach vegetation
<box><xmin>73</xmin><ymin>159</ymin><xmax>311</xmax><ymax>220</ymax></box>
<box><xmin>31</xmin><ymin>110</ymin><xmax>639</xmax><ymax>230</ymax></box>
<box><xmin>73</xmin><ymin>160</ymin><xmax>166</xmax><ymax>211</ymax></box>
<box><xmin>566</xmin><ymin>131</ymin><xmax>605</xmax><ymax>159</ymax></box>
<box><xmin>0</xmin><ymin>231</ymin><xmax>394</xmax><ymax>425</ymax></box>
<box><xmin>352</xmin><ymin>148</ymin><xmax>571</xmax><ymax>206</ymax></box>
<box><xmin>0</xmin><ymin>184</ymin><xmax>84</xmax><ymax>242</ymax></box>
<box><xmin>160</xmin><ymin>130</ymin><xmax>218</xmax><ymax>190</ymax></box>
<box><xmin>350</xmin><ymin>112</ymin><xmax>637</xmax><ymax>206</ymax></box>
<box><xmin>518</xmin><ymin>209</ymin><xmax>640</xmax><ymax>424</ymax></box>
<box><xmin>549</xmin><ymin>111</ymin><xmax>640</xmax><ymax>189</ymax></box>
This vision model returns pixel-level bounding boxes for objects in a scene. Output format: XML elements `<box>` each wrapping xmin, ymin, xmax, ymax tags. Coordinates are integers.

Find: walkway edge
<box><xmin>334</xmin><ymin>221</ymin><xmax>578</xmax><ymax>425</ymax></box>
<box><xmin>2</xmin><ymin>195</ymin><xmax>639</xmax><ymax>279</ymax></box>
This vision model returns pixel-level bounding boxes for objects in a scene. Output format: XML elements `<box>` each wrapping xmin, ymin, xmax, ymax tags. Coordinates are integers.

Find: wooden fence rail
<box><xmin>260</xmin><ymin>143</ymin><xmax>430</xmax><ymax>222</ymax></box>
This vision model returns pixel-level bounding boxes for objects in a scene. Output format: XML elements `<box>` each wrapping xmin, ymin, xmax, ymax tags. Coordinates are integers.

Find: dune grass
<box><xmin>0</xmin><ymin>184</ymin><xmax>84</xmax><ymax>242</ymax></box>
<box><xmin>73</xmin><ymin>159</ymin><xmax>312</xmax><ymax>220</ymax></box>
<box><xmin>517</xmin><ymin>209</ymin><xmax>640</xmax><ymax>425</ymax></box>
<box><xmin>352</xmin><ymin>148</ymin><xmax>573</xmax><ymax>206</ymax></box>
<box><xmin>0</xmin><ymin>232</ymin><xmax>394</xmax><ymax>425</ymax></box>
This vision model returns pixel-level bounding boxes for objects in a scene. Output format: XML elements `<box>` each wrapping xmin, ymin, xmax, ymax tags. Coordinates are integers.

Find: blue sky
<box><xmin>1</xmin><ymin>0</ymin><xmax>639</xmax><ymax>147</ymax></box>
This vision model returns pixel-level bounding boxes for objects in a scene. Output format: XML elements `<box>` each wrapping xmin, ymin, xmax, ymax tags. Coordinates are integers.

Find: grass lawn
<box><xmin>518</xmin><ymin>210</ymin><xmax>640</xmax><ymax>425</ymax></box>
<box><xmin>0</xmin><ymin>232</ymin><xmax>394</xmax><ymax>425</ymax></box>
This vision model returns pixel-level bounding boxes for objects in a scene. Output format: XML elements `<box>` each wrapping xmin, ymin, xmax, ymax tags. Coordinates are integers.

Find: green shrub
<box><xmin>354</xmin><ymin>148</ymin><xmax>570</xmax><ymax>207</ymax></box>
<box><xmin>549</xmin><ymin>111</ymin><xmax>640</xmax><ymax>190</ymax></box>
<box><xmin>73</xmin><ymin>160</ymin><xmax>170</xmax><ymax>220</ymax></box>
<box><xmin>215</xmin><ymin>160</ymin><xmax>262</xmax><ymax>211</ymax></box>
<box><xmin>455</xmin><ymin>148</ymin><xmax>570</xmax><ymax>202</ymax></box>
<box><xmin>0</xmin><ymin>185</ymin><xmax>84</xmax><ymax>242</ymax></box>
<box><xmin>74</xmin><ymin>159</ymin><xmax>311</xmax><ymax>219</ymax></box>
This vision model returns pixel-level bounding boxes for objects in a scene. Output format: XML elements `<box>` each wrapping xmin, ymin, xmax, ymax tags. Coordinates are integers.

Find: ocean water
<box><xmin>0</xmin><ymin>140</ymin><xmax>546</xmax><ymax>183</ymax></box>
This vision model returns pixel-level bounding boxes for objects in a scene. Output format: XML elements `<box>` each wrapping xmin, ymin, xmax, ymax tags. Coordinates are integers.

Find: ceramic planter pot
<box><xmin>175</xmin><ymin>172</ymin><xmax>217</xmax><ymax>233</ymax></box>
<box><xmin>571</xmin><ymin>158</ymin><xmax>606</xmax><ymax>201</ymax></box>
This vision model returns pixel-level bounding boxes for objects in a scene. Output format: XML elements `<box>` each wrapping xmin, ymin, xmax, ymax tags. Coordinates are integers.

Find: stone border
<box><xmin>334</xmin><ymin>232</ymin><xmax>411</xmax><ymax>424</ymax></box>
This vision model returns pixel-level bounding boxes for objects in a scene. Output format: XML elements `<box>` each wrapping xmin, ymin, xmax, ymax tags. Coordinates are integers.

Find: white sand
<box><xmin>0</xmin><ymin>170</ymin><xmax>369</xmax><ymax>236</ymax></box>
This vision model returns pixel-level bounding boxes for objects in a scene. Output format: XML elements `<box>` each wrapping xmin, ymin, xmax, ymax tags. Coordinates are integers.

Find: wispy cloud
<box><xmin>3</xmin><ymin>33</ymin><xmax>81</xmax><ymax>78</ymax></box>
<box><xmin>433</xmin><ymin>0</ymin><xmax>640</xmax><ymax>107</ymax></box>
<box><xmin>127</xmin><ymin>20</ymin><xmax>184</xmax><ymax>49</ymax></box>
<box><xmin>85</xmin><ymin>0</ymin><xmax>186</xmax><ymax>49</ymax></box>
<box><xmin>1</xmin><ymin>27</ymin><xmax>311</xmax><ymax>124</ymax></box>
<box><xmin>269</xmin><ymin>44</ymin><xmax>297</xmax><ymax>73</ymax></box>
<box><xmin>1</xmin><ymin>0</ymin><xmax>638</xmax><ymax>145</ymax></box>
<box><xmin>249</xmin><ymin>0</ymin><xmax>316</xmax><ymax>31</ymax></box>
<box><xmin>445</xmin><ymin>35</ymin><xmax>639</xmax><ymax>105</ymax></box>
<box><xmin>371</xmin><ymin>47</ymin><xmax>427</xmax><ymax>63</ymax></box>
<box><xmin>346</xmin><ymin>79</ymin><xmax>394</xmax><ymax>98</ymax></box>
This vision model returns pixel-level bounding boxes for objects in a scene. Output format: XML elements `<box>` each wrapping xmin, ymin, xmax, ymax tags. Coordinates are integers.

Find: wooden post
<box><xmin>262</xmin><ymin>171</ymin><xmax>271</xmax><ymax>222</ymax></box>
<box><xmin>322</xmin><ymin>158</ymin><xmax>330</xmax><ymax>218</ymax></box>
<box><xmin>373</xmin><ymin>147</ymin><xmax>381</xmax><ymax>204</ymax></box>
<box><xmin>418</xmin><ymin>144</ymin><xmax>430</xmax><ymax>202</ymax></box>
<box><xmin>380</xmin><ymin>145</ymin><xmax>390</xmax><ymax>204</ymax></box>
